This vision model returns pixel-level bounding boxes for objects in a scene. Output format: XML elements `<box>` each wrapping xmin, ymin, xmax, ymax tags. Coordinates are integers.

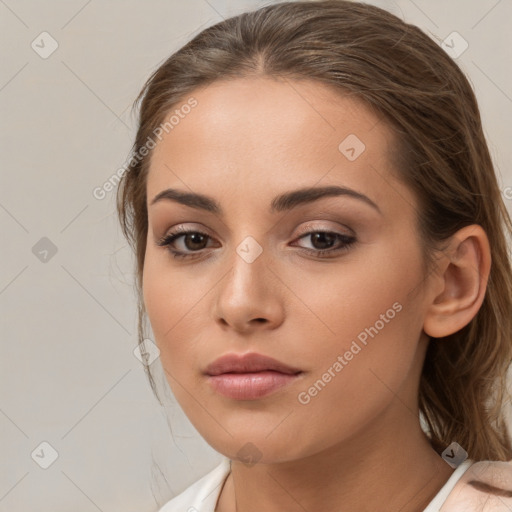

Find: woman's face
<box><xmin>143</xmin><ymin>76</ymin><xmax>434</xmax><ymax>463</ymax></box>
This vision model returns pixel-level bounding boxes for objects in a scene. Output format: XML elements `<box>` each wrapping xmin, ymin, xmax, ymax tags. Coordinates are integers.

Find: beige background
<box><xmin>1</xmin><ymin>0</ymin><xmax>511</xmax><ymax>510</ymax></box>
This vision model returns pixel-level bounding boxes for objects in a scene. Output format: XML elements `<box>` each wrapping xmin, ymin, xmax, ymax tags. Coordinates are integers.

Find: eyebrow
<box><xmin>150</xmin><ymin>185</ymin><xmax>382</xmax><ymax>215</ymax></box>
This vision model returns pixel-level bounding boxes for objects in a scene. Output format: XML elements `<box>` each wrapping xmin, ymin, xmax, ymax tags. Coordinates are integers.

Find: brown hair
<box><xmin>117</xmin><ymin>0</ymin><xmax>512</xmax><ymax>461</ymax></box>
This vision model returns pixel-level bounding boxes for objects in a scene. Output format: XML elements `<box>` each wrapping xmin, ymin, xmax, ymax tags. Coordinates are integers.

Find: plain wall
<box><xmin>1</xmin><ymin>0</ymin><xmax>511</xmax><ymax>510</ymax></box>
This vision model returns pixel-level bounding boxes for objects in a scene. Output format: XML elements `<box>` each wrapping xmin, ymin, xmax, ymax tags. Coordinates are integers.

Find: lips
<box><xmin>204</xmin><ymin>352</ymin><xmax>303</xmax><ymax>400</ymax></box>
<box><xmin>204</xmin><ymin>352</ymin><xmax>302</xmax><ymax>376</ymax></box>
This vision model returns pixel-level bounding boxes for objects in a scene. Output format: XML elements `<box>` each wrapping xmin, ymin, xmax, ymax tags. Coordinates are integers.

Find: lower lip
<box><xmin>207</xmin><ymin>371</ymin><xmax>301</xmax><ymax>400</ymax></box>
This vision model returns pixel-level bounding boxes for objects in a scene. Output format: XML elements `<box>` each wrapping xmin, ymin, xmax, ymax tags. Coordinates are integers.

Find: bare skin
<box><xmin>143</xmin><ymin>76</ymin><xmax>491</xmax><ymax>512</ymax></box>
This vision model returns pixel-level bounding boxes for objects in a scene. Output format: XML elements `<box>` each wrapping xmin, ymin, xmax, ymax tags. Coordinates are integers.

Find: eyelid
<box><xmin>156</xmin><ymin>220</ymin><xmax>358</xmax><ymax>261</ymax></box>
<box><xmin>293</xmin><ymin>220</ymin><xmax>356</xmax><ymax>238</ymax></box>
<box><xmin>158</xmin><ymin>223</ymin><xmax>213</xmax><ymax>239</ymax></box>
<box><xmin>158</xmin><ymin>220</ymin><xmax>354</xmax><ymax>242</ymax></box>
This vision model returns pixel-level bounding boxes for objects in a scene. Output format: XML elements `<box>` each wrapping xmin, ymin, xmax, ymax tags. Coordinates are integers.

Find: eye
<box><xmin>291</xmin><ymin>230</ymin><xmax>356</xmax><ymax>258</ymax></box>
<box><xmin>156</xmin><ymin>227</ymin><xmax>217</xmax><ymax>259</ymax></box>
<box><xmin>156</xmin><ymin>227</ymin><xmax>357</xmax><ymax>260</ymax></box>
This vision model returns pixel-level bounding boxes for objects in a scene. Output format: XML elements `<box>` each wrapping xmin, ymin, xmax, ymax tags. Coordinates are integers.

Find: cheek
<box><xmin>288</xmin><ymin>241</ymin><xmax>424</xmax><ymax>355</ymax></box>
<box><xmin>140</xmin><ymin>232</ymin><xmax>428</xmax><ymax>462</ymax></box>
<box><xmin>285</xmin><ymin>244</ymin><xmax>426</xmax><ymax>420</ymax></box>
<box><xmin>142</xmin><ymin>249</ymin><xmax>213</xmax><ymax>370</ymax></box>
<box><xmin>143</xmin><ymin>232</ymin><xmax>425</xmax><ymax>379</ymax></box>
<box><xmin>269</xmin><ymin>252</ymin><xmax>425</xmax><ymax>454</ymax></box>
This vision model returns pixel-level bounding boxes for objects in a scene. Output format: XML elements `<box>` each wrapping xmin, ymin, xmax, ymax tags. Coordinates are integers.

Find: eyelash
<box><xmin>156</xmin><ymin>226</ymin><xmax>356</xmax><ymax>260</ymax></box>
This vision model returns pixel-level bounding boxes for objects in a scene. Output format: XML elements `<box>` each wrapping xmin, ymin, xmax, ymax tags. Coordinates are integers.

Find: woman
<box><xmin>117</xmin><ymin>1</ymin><xmax>512</xmax><ymax>510</ymax></box>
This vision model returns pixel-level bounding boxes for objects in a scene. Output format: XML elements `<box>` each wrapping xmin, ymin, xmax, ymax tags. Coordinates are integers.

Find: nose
<box><xmin>213</xmin><ymin>242</ymin><xmax>285</xmax><ymax>334</ymax></box>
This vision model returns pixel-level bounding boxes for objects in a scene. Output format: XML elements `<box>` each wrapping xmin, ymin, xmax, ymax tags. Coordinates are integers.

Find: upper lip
<box><xmin>204</xmin><ymin>352</ymin><xmax>302</xmax><ymax>376</ymax></box>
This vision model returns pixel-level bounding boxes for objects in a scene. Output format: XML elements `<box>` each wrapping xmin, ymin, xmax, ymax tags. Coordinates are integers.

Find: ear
<box><xmin>423</xmin><ymin>225</ymin><xmax>491</xmax><ymax>338</ymax></box>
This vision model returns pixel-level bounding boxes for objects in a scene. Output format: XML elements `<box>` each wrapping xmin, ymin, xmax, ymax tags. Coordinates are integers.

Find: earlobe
<box><xmin>423</xmin><ymin>225</ymin><xmax>491</xmax><ymax>339</ymax></box>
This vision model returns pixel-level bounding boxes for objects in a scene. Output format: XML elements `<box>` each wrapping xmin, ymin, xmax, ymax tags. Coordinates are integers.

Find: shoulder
<box><xmin>157</xmin><ymin>458</ymin><xmax>231</xmax><ymax>512</ymax></box>
<box><xmin>441</xmin><ymin>460</ymin><xmax>512</xmax><ymax>511</ymax></box>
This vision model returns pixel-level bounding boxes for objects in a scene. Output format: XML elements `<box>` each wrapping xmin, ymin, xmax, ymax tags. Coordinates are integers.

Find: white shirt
<box><xmin>158</xmin><ymin>458</ymin><xmax>512</xmax><ymax>511</ymax></box>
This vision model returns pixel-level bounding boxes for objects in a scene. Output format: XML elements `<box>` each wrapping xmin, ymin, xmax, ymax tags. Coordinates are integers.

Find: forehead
<box><xmin>146</xmin><ymin>76</ymin><xmax>405</xmax><ymax>212</ymax></box>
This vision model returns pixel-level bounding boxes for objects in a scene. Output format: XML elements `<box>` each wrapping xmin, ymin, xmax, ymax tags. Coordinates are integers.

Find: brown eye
<box><xmin>180</xmin><ymin>232</ymin><xmax>209</xmax><ymax>251</ymax></box>
<box><xmin>308</xmin><ymin>232</ymin><xmax>338</xmax><ymax>250</ymax></box>
<box><xmin>156</xmin><ymin>227</ymin><xmax>356</xmax><ymax>261</ymax></box>
<box><xmin>156</xmin><ymin>229</ymin><xmax>217</xmax><ymax>259</ymax></box>
<box><xmin>292</xmin><ymin>231</ymin><xmax>356</xmax><ymax>258</ymax></box>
